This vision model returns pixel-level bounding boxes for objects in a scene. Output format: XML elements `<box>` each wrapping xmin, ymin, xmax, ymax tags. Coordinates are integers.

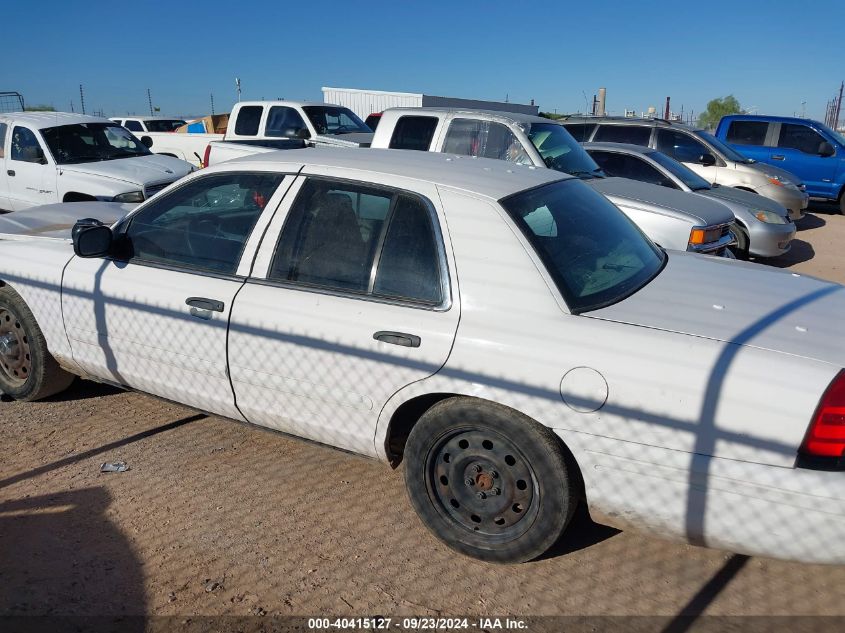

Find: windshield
<box><xmin>813</xmin><ymin>120</ymin><xmax>845</xmax><ymax>146</ymax></box>
<box><xmin>144</xmin><ymin>119</ymin><xmax>185</xmax><ymax>132</ymax></box>
<box><xmin>649</xmin><ymin>151</ymin><xmax>711</xmax><ymax>190</ymax></box>
<box><xmin>501</xmin><ymin>179</ymin><xmax>665</xmax><ymax>313</ymax></box>
<box><xmin>301</xmin><ymin>106</ymin><xmax>372</xmax><ymax>135</ymax></box>
<box><xmin>527</xmin><ymin>123</ymin><xmax>604</xmax><ymax>178</ymax></box>
<box><xmin>42</xmin><ymin>123</ymin><xmax>151</xmax><ymax>164</ymax></box>
<box><xmin>694</xmin><ymin>130</ymin><xmax>752</xmax><ymax>163</ymax></box>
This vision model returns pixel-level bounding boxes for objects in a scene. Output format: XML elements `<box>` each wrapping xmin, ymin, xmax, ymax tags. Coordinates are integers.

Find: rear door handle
<box><xmin>186</xmin><ymin>297</ymin><xmax>224</xmax><ymax>312</ymax></box>
<box><xmin>6</xmin><ymin>170</ymin><xmax>14</xmax><ymax>176</ymax></box>
<box><xmin>771</xmin><ymin>155</ymin><xmax>785</xmax><ymax>161</ymax></box>
<box><xmin>373</xmin><ymin>331</ymin><xmax>421</xmax><ymax>348</ymax></box>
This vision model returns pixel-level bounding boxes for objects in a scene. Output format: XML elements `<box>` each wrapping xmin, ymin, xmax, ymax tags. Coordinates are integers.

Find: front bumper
<box><xmin>762</xmin><ymin>185</ymin><xmax>808</xmax><ymax>221</ymax></box>
<box><xmin>748</xmin><ymin>220</ymin><xmax>797</xmax><ymax>258</ymax></box>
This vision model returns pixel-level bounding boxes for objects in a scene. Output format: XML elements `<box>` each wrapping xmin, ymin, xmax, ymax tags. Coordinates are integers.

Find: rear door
<box><xmin>7</xmin><ymin>125</ymin><xmax>56</xmax><ymax>210</ymax></box>
<box><xmin>771</xmin><ymin>122</ymin><xmax>838</xmax><ymax>198</ymax></box>
<box><xmin>228</xmin><ymin>174</ymin><xmax>459</xmax><ymax>456</ymax></box>
<box><xmin>0</xmin><ymin>123</ymin><xmax>10</xmax><ymax>210</ymax></box>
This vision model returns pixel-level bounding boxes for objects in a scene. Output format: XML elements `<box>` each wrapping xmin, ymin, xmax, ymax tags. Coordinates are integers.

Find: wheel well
<box><xmin>384</xmin><ymin>394</ymin><xmax>586</xmax><ymax>499</ymax></box>
<box><xmin>63</xmin><ymin>192</ymin><xmax>97</xmax><ymax>203</ymax></box>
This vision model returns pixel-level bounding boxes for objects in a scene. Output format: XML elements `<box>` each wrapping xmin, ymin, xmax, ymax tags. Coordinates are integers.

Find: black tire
<box><xmin>404</xmin><ymin>397</ymin><xmax>577</xmax><ymax>563</ymax></box>
<box><xmin>729</xmin><ymin>226</ymin><xmax>750</xmax><ymax>260</ymax></box>
<box><xmin>0</xmin><ymin>286</ymin><xmax>74</xmax><ymax>401</ymax></box>
<box><xmin>839</xmin><ymin>191</ymin><xmax>845</xmax><ymax>215</ymax></box>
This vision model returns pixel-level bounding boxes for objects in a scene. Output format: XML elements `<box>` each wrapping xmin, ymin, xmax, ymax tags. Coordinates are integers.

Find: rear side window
<box><xmin>563</xmin><ymin>123</ymin><xmax>596</xmax><ymax>142</ymax></box>
<box><xmin>778</xmin><ymin>123</ymin><xmax>826</xmax><ymax>154</ymax></box>
<box><xmin>726</xmin><ymin>120</ymin><xmax>768</xmax><ymax>145</ymax></box>
<box><xmin>589</xmin><ymin>151</ymin><xmax>676</xmax><ymax>188</ymax></box>
<box><xmin>0</xmin><ymin>123</ymin><xmax>6</xmax><ymax>158</ymax></box>
<box><xmin>271</xmin><ymin>179</ymin><xmax>444</xmax><ymax>305</ymax></box>
<box><xmin>593</xmin><ymin>125</ymin><xmax>651</xmax><ymax>146</ymax></box>
<box><xmin>443</xmin><ymin>119</ymin><xmax>532</xmax><ymax>164</ymax></box>
<box><xmin>265</xmin><ymin>106</ymin><xmax>309</xmax><ymax>138</ymax></box>
<box><xmin>389</xmin><ymin>116</ymin><xmax>438</xmax><ymax>151</ymax></box>
<box><xmin>234</xmin><ymin>106</ymin><xmax>263</xmax><ymax>136</ymax></box>
<box><xmin>124</xmin><ymin>120</ymin><xmax>144</xmax><ymax>132</ymax></box>
<box><xmin>656</xmin><ymin>129</ymin><xmax>709</xmax><ymax>163</ymax></box>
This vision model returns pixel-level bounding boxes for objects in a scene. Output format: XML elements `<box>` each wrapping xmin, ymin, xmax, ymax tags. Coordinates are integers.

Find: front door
<box><xmin>7</xmin><ymin>125</ymin><xmax>56</xmax><ymax>210</ymax></box>
<box><xmin>62</xmin><ymin>170</ymin><xmax>289</xmax><ymax>418</ymax></box>
<box><xmin>772</xmin><ymin>122</ymin><xmax>839</xmax><ymax>198</ymax></box>
<box><xmin>0</xmin><ymin>122</ymin><xmax>10</xmax><ymax>210</ymax></box>
<box><xmin>228</xmin><ymin>175</ymin><xmax>459</xmax><ymax>456</ymax></box>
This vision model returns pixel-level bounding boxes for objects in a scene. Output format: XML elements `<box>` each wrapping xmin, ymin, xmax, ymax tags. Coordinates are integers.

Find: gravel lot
<box><xmin>1</xmin><ymin>205</ymin><xmax>844</xmax><ymax>623</ymax></box>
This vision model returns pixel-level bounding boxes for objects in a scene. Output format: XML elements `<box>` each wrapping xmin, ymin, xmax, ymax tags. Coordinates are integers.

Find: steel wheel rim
<box><xmin>0</xmin><ymin>307</ymin><xmax>31</xmax><ymax>387</ymax></box>
<box><xmin>425</xmin><ymin>426</ymin><xmax>540</xmax><ymax>542</ymax></box>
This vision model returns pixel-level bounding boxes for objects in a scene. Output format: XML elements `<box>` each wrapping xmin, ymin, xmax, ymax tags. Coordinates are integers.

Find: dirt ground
<box><xmin>1</xmin><ymin>204</ymin><xmax>845</xmax><ymax>625</ymax></box>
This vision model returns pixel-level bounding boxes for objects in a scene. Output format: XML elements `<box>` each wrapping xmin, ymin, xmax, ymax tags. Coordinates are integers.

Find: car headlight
<box><xmin>753</xmin><ymin>209</ymin><xmax>788</xmax><ymax>224</ymax></box>
<box><xmin>113</xmin><ymin>191</ymin><xmax>145</xmax><ymax>203</ymax></box>
<box><xmin>689</xmin><ymin>226</ymin><xmax>725</xmax><ymax>246</ymax></box>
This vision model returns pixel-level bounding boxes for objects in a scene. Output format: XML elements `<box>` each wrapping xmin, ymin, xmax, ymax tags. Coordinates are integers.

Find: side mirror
<box><xmin>295</xmin><ymin>128</ymin><xmax>311</xmax><ymax>140</ymax></box>
<box><xmin>72</xmin><ymin>219</ymin><xmax>113</xmax><ymax>258</ymax></box>
<box><xmin>818</xmin><ymin>141</ymin><xmax>835</xmax><ymax>157</ymax></box>
<box><xmin>698</xmin><ymin>153</ymin><xmax>717</xmax><ymax>167</ymax></box>
<box><xmin>140</xmin><ymin>135</ymin><xmax>153</xmax><ymax>148</ymax></box>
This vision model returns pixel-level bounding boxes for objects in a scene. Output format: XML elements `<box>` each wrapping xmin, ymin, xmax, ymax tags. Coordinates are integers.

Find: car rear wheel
<box><xmin>404</xmin><ymin>398</ymin><xmax>577</xmax><ymax>563</ymax></box>
<box><xmin>0</xmin><ymin>286</ymin><xmax>74</xmax><ymax>401</ymax></box>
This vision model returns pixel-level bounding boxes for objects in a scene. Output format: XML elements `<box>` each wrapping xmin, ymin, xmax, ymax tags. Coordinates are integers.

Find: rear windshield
<box><xmin>501</xmin><ymin>179</ymin><xmax>664</xmax><ymax>313</ymax></box>
<box><xmin>144</xmin><ymin>119</ymin><xmax>185</xmax><ymax>132</ymax></box>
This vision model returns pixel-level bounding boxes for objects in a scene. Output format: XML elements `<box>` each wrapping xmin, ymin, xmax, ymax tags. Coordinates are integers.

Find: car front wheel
<box><xmin>404</xmin><ymin>398</ymin><xmax>577</xmax><ymax>563</ymax></box>
<box><xmin>0</xmin><ymin>286</ymin><xmax>74</xmax><ymax>401</ymax></box>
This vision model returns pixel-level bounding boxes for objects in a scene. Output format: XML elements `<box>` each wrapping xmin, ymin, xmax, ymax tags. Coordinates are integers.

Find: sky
<box><xmin>5</xmin><ymin>0</ymin><xmax>845</xmax><ymax>122</ymax></box>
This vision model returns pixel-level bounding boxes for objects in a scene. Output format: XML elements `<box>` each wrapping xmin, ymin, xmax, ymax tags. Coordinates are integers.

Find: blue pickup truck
<box><xmin>715</xmin><ymin>114</ymin><xmax>845</xmax><ymax>213</ymax></box>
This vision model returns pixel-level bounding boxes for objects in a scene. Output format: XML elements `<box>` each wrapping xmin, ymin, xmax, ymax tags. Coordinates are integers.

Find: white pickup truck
<box><xmin>0</xmin><ymin>112</ymin><xmax>194</xmax><ymax>212</ymax></box>
<box><xmin>193</xmin><ymin>101</ymin><xmax>374</xmax><ymax>167</ymax></box>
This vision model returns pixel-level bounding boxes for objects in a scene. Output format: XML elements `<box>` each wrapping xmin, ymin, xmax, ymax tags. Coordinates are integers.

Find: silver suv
<box><xmin>563</xmin><ymin>117</ymin><xmax>809</xmax><ymax>221</ymax></box>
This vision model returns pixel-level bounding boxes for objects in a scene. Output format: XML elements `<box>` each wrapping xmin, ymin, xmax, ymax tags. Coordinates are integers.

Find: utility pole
<box><xmin>69</xmin><ymin>101</ymin><xmax>74</xmax><ymax>113</ymax></box>
<box><xmin>235</xmin><ymin>77</ymin><xmax>242</xmax><ymax>102</ymax></box>
<box><xmin>835</xmin><ymin>81</ymin><xmax>844</xmax><ymax>130</ymax></box>
<box><xmin>147</xmin><ymin>88</ymin><xmax>154</xmax><ymax>116</ymax></box>
<box><xmin>79</xmin><ymin>84</ymin><xmax>86</xmax><ymax>115</ymax></box>
<box><xmin>801</xmin><ymin>101</ymin><xmax>806</xmax><ymax>118</ymax></box>
<box><xmin>210</xmin><ymin>93</ymin><xmax>215</xmax><ymax>115</ymax></box>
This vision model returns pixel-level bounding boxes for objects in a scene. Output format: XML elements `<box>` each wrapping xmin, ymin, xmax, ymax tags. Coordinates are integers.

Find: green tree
<box><xmin>697</xmin><ymin>95</ymin><xmax>742</xmax><ymax>130</ymax></box>
<box><xmin>24</xmin><ymin>104</ymin><xmax>56</xmax><ymax>112</ymax></box>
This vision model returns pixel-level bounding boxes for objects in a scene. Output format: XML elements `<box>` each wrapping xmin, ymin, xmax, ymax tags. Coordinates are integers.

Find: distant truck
<box><xmin>109</xmin><ymin>115</ymin><xmax>186</xmax><ymax>133</ymax></box>
<box><xmin>136</xmin><ymin>101</ymin><xmax>374</xmax><ymax>168</ymax></box>
<box><xmin>0</xmin><ymin>112</ymin><xmax>193</xmax><ymax>212</ymax></box>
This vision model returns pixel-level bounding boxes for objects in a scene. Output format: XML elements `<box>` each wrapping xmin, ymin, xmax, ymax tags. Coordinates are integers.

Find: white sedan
<box><xmin>0</xmin><ymin>148</ymin><xmax>843</xmax><ymax>564</ymax></box>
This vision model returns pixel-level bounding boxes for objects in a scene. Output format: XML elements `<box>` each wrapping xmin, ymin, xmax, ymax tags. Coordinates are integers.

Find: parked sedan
<box><xmin>585</xmin><ymin>142</ymin><xmax>796</xmax><ymax>259</ymax></box>
<box><xmin>0</xmin><ymin>148</ymin><xmax>843</xmax><ymax>565</ymax></box>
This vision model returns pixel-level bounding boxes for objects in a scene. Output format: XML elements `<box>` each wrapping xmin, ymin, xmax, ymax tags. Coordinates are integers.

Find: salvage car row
<box><xmin>0</xmin><ymin>104</ymin><xmax>843</xmax><ymax>567</ymax></box>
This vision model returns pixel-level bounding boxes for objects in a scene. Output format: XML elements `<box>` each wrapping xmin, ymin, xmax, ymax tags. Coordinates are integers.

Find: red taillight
<box><xmin>202</xmin><ymin>144</ymin><xmax>211</xmax><ymax>169</ymax></box>
<box><xmin>802</xmin><ymin>370</ymin><xmax>845</xmax><ymax>458</ymax></box>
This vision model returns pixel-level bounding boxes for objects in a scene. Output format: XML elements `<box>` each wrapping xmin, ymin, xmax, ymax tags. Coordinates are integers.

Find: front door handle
<box><xmin>373</xmin><ymin>331</ymin><xmax>421</xmax><ymax>348</ymax></box>
<box><xmin>771</xmin><ymin>155</ymin><xmax>785</xmax><ymax>161</ymax></box>
<box><xmin>6</xmin><ymin>170</ymin><xmax>14</xmax><ymax>177</ymax></box>
<box><xmin>186</xmin><ymin>297</ymin><xmax>224</xmax><ymax>312</ymax></box>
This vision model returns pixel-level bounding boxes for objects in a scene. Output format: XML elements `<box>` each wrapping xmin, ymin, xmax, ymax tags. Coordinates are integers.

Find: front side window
<box><xmin>726</xmin><ymin>120</ymin><xmax>768</xmax><ymax>146</ymax></box>
<box><xmin>301</xmin><ymin>106</ymin><xmax>371</xmax><ymax>135</ymax></box>
<box><xmin>234</xmin><ymin>106</ymin><xmax>263</xmax><ymax>136</ymax></box>
<box><xmin>0</xmin><ymin>123</ymin><xmax>7</xmax><ymax>158</ymax></box>
<box><xmin>588</xmin><ymin>151</ymin><xmax>676</xmax><ymax>188</ymax></box>
<box><xmin>124</xmin><ymin>172</ymin><xmax>284</xmax><ymax>274</ymax></box>
<box><xmin>527</xmin><ymin>123</ymin><xmax>602</xmax><ymax>177</ymax></box>
<box><xmin>123</xmin><ymin>120</ymin><xmax>144</xmax><ymax>132</ymax></box>
<box><xmin>443</xmin><ymin>119</ymin><xmax>532</xmax><ymax>165</ymax></box>
<box><xmin>649</xmin><ymin>151</ymin><xmax>711</xmax><ymax>190</ymax></box>
<box><xmin>265</xmin><ymin>106</ymin><xmax>309</xmax><ymax>138</ymax></box>
<box><xmin>389</xmin><ymin>116</ymin><xmax>438</xmax><ymax>151</ymax></box>
<box><xmin>656</xmin><ymin>129</ymin><xmax>708</xmax><ymax>163</ymax></box>
<box><xmin>10</xmin><ymin>126</ymin><xmax>45</xmax><ymax>163</ymax></box>
<box><xmin>271</xmin><ymin>179</ymin><xmax>444</xmax><ymax>305</ymax></box>
<box><xmin>41</xmin><ymin>123</ymin><xmax>150</xmax><ymax>164</ymax></box>
<box><xmin>501</xmin><ymin>179</ymin><xmax>664</xmax><ymax>313</ymax></box>
<box><xmin>593</xmin><ymin>125</ymin><xmax>652</xmax><ymax>146</ymax></box>
<box><xmin>778</xmin><ymin>123</ymin><xmax>827</xmax><ymax>154</ymax></box>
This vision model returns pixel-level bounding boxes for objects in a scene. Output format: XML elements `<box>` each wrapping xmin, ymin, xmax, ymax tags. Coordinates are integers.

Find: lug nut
<box><xmin>490</xmin><ymin>471</ymin><xmax>499</xmax><ymax>479</ymax></box>
<box><xmin>473</xmin><ymin>464</ymin><xmax>483</xmax><ymax>473</ymax></box>
<box><xmin>491</xmin><ymin>487</ymin><xmax>501</xmax><ymax>496</ymax></box>
<box><xmin>476</xmin><ymin>492</ymin><xmax>487</xmax><ymax>500</ymax></box>
<box><xmin>465</xmin><ymin>478</ymin><xmax>474</xmax><ymax>487</ymax></box>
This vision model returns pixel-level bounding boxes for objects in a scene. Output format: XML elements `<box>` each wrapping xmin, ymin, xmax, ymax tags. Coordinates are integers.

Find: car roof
<box><xmin>221</xmin><ymin>147</ymin><xmax>570</xmax><ymax>200</ymax></box>
<box><xmin>236</xmin><ymin>100</ymin><xmax>345</xmax><ymax>109</ymax></box>
<box><xmin>0</xmin><ymin>111</ymin><xmax>113</xmax><ymax>129</ymax></box>
<box><xmin>720</xmin><ymin>113</ymin><xmax>826</xmax><ymax>126</ymax></box>
<box><xmin>383</xmin><ymin>107</ymin><xmax>555</xmax><ymax>126</ymax></box>
<box><xmin>113</xmin><ymin>115</ymin><xmax>185</xmax><ymax>121</ymax></box>
<box><xmin>583</xmin><ymin>141</ymin><xmax>658</xmax><ymax>155</ymax></box>
<box><xmin>564</xmin><ymin>116</ymin><xmax>704</xmax><ymax>133</ymax></box>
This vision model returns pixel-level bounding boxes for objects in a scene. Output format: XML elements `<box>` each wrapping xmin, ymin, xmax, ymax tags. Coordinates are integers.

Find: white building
<box><xmin>322</xmin><ymin>87</ymin><xmax>539</xmax><ymax>119</ymax></box>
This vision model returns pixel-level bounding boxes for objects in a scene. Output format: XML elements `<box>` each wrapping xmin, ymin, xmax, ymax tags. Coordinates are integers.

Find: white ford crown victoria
<box><xmin>0</xmin><ymin>148</ymin><xmax>843</xmax><ymax>564</ymax></box>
